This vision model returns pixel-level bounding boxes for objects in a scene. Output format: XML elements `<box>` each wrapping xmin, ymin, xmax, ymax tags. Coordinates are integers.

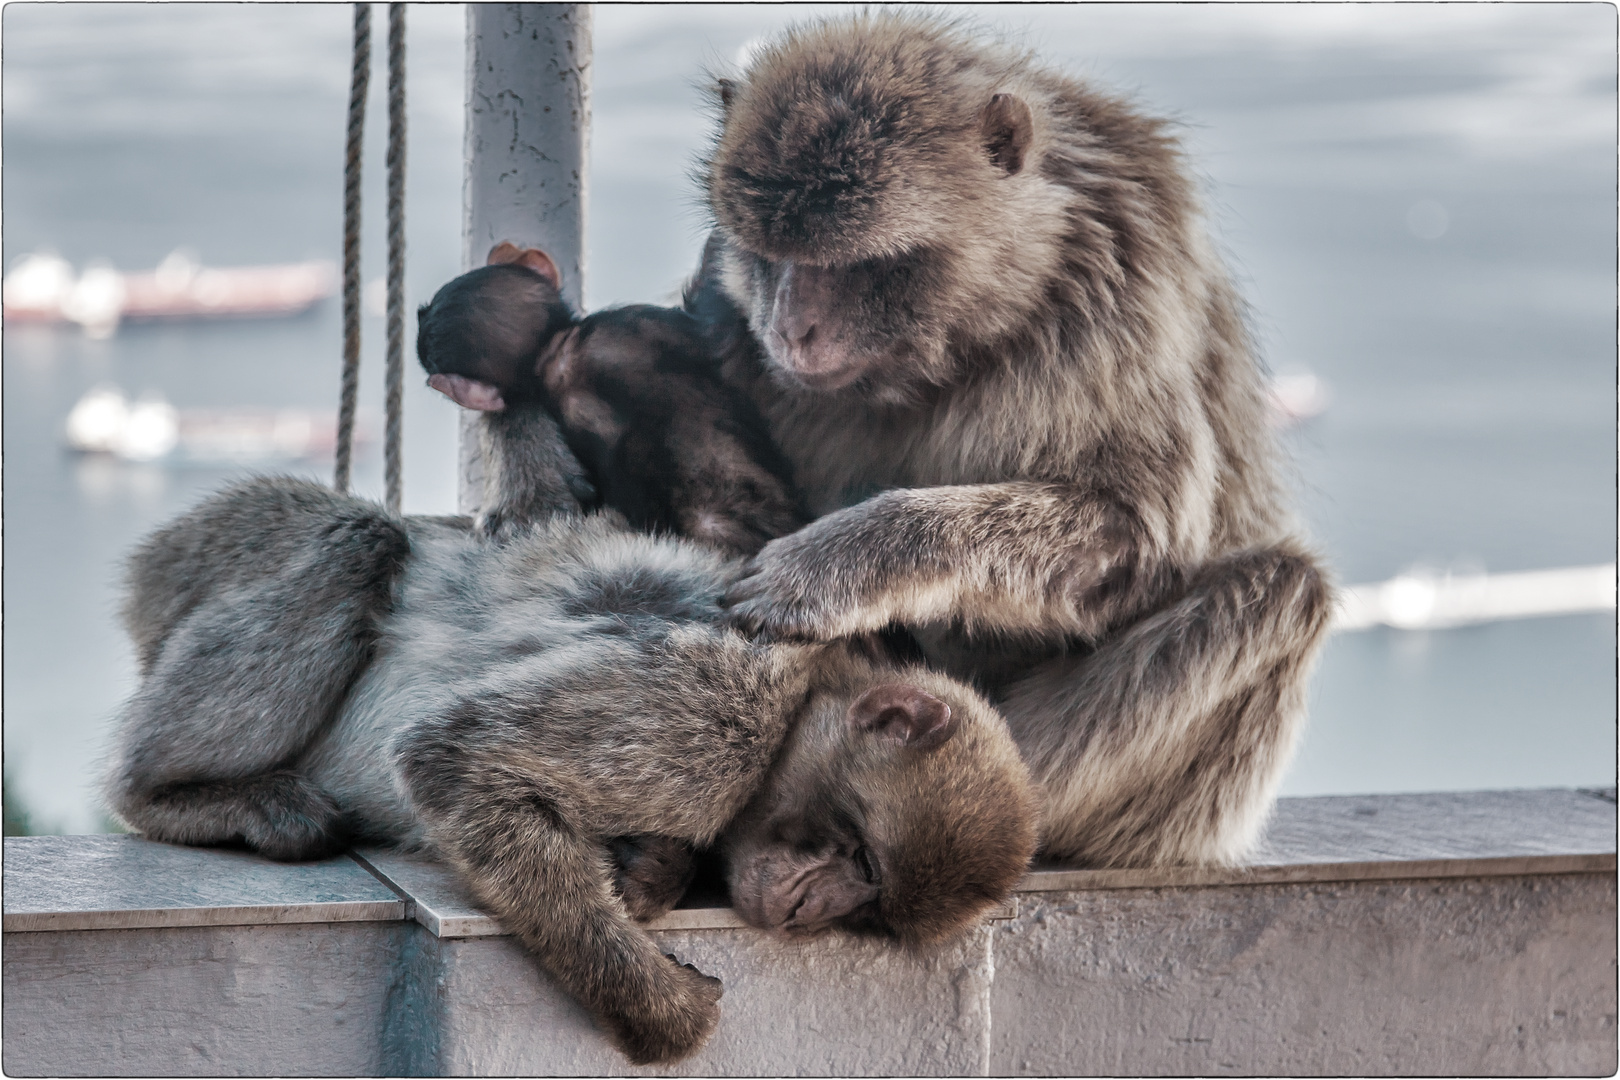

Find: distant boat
<box><xmin>5</xmin><ymin>250</ymin><xmax>337</xmax><ymax>338</ymax></box>
<box><xmin>64</xmin><ymin>385</ymin><xmax>364</xmax><ymax>464</ymax></box>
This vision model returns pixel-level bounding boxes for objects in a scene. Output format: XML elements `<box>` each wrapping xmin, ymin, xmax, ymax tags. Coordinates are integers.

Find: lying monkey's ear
<box><xmin>981</xmin><ymin>93</ymin><xmax>1034</xmax><ymax>176</ymax></box>
<box><xmin>848</xmin><ymin>685</ymin><xmax>955</xmax><ymax>751</ymax></box>
<box><xmin>716</xmin><ymin>78</ymin><xmax>737</xmax><ymax>110</ymax></box>
<box><xmin>486</xmin><ymin>241</ymin><xmax>564</xmax><ymax>292</ymax></box>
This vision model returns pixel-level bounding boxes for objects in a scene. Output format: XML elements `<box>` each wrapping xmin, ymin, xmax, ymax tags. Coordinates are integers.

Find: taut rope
<box><xmin>335</xmin><ymin>2</ymin><xmax>406</xmax><ymax>514</ymax></box>
<box><xmin>383</xmin><ymin>3</ymin><xmax>407</xmax><ymax>514</ymax></box>
<box><xmin>334</xmin><ymin>2</ymin><xmax>369</xmax><ymax>495</ymax></box>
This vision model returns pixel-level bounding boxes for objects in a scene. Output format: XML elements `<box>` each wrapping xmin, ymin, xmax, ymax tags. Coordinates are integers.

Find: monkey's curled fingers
<box><xmin>666</xmin><ymin>955</ymin><xmax>723</xmax><ymax>996</ymax></box>
<box><xmin>720</xmin><ymin>524</ymin><xmax>888</xmax><ymax>641</ymax></box>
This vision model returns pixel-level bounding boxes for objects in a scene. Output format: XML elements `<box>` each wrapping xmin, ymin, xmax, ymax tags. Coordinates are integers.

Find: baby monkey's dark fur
<box><xmin>417</xmin><ymin>243</ymin><xmax>805</xmax><ymax>556</ymax></box>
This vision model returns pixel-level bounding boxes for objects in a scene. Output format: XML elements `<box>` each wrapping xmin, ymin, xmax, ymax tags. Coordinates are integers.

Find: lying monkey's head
<box><xmin>703</xmin><ymin>13</ymin><xmax>1078</xmax><ymax>399</ymax></box>
<box><xmin>724</xmin><ymin>649</ymin><xmax>1039</xmax><ymax>946</ymax></box>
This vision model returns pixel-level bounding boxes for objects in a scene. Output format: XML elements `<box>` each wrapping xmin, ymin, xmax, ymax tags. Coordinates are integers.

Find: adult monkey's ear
<box><xmin>486</xmin><ymin>241</ymin><xmax>563</xmax><ymax>292</ymax></box>
<box><xmin>716</xmin><ymin>77</ymin><xmax>737</xmax><ymax>110</ymax></box>
<box><xmin>981</xmin><ymin>93</ymin><xmax>1034</xmax><ymax>175</ymax></box>
<box><xmin>848</xmin><ymin>684</ymin><xmax>956</xmax><ymax>751</ymax></box>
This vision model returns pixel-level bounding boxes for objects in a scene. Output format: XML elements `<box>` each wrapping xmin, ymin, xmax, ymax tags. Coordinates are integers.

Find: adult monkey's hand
<box><xmin>722</xmin><ymin>482</ymin><xmax>1153</xmax><ymax>644</ymax></box>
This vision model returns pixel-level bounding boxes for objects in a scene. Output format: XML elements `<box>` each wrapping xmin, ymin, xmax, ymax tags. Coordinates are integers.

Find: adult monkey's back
<box><xmin>693</xmin><ymin>12</ymin><xmax>1333</xmax><ymax>867</ymax></box>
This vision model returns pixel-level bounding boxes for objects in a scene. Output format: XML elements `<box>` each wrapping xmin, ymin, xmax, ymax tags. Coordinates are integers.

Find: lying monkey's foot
<box><xmin>242</xmin><ymin>772</ymin><xmax>353</xmax><ymax>861</ymax></box>
<box><xmin>606</xmin><ymin>957</ymin><xmax>723</xmax><ymax>1065</ymax></box>
<box><xmin>610</xmin><ymin>834</ymin><xmax>698</xmax><ymax>922</ymax></box>
<box><xmin>122</xmin><ymin>771</ymin><xmax>351</xmax><ymax>863</ymax></box>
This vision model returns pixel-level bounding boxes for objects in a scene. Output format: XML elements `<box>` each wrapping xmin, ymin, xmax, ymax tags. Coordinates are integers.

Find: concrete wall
<box><xmin>5</xmin><ymin>790</ymin><xmax>1614</xmax><ymax>1076</ymax></box>
<box><xmin>994</xmin><ymin>874</ymin><xmax>1615</xmax><ymax>1076</ymax></box>
<box><xmin>4</xmin><ymin>923</ymin><xmax>407</xmax><ymax>1078</ymax></box>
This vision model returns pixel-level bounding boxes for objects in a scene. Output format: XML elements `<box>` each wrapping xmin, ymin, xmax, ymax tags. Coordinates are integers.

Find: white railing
<box><xmin>1334</xmin><ymin>563</ymin><xmax>1616</xmax><ymax>631</ymax></box>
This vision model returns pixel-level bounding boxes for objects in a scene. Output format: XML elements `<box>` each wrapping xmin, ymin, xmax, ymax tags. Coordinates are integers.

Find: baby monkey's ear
<box><xmin>848</xmin><ymin>685</ymin><xmax>955</xmax><ymax>751</ymax></box>
<box><xmin>486</xmin><ymin>241</ymin><xmax>564</xmax><ymax>292</ymax></box>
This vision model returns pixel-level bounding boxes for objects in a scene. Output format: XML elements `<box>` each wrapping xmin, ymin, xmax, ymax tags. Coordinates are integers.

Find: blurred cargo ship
<box><xmin>4</xmin><ymin>250</ymin><xmax>337</xmax><ymax>338</ymax></box>
<box><xmin>64</xmin><ymin>385</ymin><xmax>366</xmax><ymax>465</ymax></box>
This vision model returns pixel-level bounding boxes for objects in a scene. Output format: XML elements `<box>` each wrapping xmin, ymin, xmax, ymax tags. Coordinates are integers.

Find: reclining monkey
<box><xmin>105</xmin><ymin>408</ymin><xmax>1038</xmax><ymax>1065</ymax></box>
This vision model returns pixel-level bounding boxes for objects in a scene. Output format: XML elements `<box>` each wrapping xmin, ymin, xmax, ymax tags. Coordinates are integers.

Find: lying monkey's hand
<box><xmin>605</xmin><ymin>956</ymin><xmax>723</xmax><ymax>1065</ymax></box>
<box><xmin>610</xmin><ymin>834</ymin><xmax>698</xmax><ymax>923</ymax></box>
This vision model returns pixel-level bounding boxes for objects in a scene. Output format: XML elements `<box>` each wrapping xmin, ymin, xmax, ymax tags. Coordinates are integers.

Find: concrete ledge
<box><xmin>1022</xmin><ymin>787</ymin><xmax>1618</xmax><ymax>893</ymax></box>
<box><xmin>4</xmin><ymin>788</ymin><xmax>1614</xmax><ymax>1076</ymax></box>
<box><xmin>2</xmin><ymin>833</ymin><xmax>406</xmax><ymax>933</ymax></box>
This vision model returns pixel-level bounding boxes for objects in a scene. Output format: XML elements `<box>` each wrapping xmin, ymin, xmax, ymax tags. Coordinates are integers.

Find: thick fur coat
<box><xmin>107</xmin><ymin>460</ymin><xmax>1037</xmax><ymax>1064</ymax></box>
<box><xmin>689</xmin><ymin>13</ymin><xmax>1334</xmax><ymax>866</ymax></box>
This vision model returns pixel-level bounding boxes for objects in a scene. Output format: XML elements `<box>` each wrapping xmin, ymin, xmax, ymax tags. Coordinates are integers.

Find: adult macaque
<box><xmin>692</xmin><ymin>12</ymin><xmax>1333</xmax><ymax>867</ymax></box>
<box><xmin>417</xmin><ymin>242</ymin><xmax>805</xmax><ymax>556</ymax></box>
<box><xmin>105</xmin><ymin>417</ymin><xmax>1037</xmax><ymax>1064</ymax></box>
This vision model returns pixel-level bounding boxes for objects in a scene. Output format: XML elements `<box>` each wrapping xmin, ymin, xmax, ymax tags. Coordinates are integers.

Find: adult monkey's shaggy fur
<box><xmin>693</xmin><ymin>12</ymin><xmax>1334</xmax><ymax>866</ymax></box>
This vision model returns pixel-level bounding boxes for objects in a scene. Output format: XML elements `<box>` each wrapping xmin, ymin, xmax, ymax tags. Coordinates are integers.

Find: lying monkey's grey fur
<box><xmin>105</xmin><ymin>413</ymin><xmax>1037</xmax><ymax>1065</ymax></box>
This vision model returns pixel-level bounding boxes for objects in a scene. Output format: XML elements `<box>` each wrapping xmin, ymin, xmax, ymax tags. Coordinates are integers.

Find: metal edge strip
<box><xmin>12</xmin><ymin>854</ymin><xmax>1605</xmax><ymax>935</ymax></box>
<box><xmin>1015</xmin><ymin>852</ymin><xmax>1618</xmax><ymax>893</ymax></box>
<box><xmin>2</xmin><ymin>899</ymin><xmax>409</xmax><ymax>934</ymax></box>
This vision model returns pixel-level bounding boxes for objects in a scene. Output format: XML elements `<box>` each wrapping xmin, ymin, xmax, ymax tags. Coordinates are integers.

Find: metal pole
<box><xmin>459</xmin><ymin>3</ymin><xmax>591</xmax><ymax>515</ymax></box>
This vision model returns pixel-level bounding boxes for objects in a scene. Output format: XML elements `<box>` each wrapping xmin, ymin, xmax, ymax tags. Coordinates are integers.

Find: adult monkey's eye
<box><xmin>854</xmin><ymin>846</ymin><xmax>878</xmax><ymax>884</ymax></box>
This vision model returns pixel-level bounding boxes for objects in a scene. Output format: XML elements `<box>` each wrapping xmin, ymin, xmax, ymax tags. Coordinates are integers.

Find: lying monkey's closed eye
<box><xmin>853</xmin><ymin>845</ymin><xmax>879</xmax><ymax>886</ymax></box>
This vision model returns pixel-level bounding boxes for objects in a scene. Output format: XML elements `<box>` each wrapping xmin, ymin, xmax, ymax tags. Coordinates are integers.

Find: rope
<box><xmin>383</xmin><ymin>3</ymin><xmax>407</xmax><ymax>515</ymax></box>
<box><xmin>334</xmin><ymin>2</ymin><xmax>370</xmax><ymax>495</ymax></box>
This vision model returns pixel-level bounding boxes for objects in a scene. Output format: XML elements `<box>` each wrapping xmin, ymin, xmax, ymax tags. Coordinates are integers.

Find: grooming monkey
<box><xmin>417</xmin><ymin>241</ymin><xmax>805</xmax><ymax>556</ymax></box>
<box><xmin>106</xmin><ymin>418</ymin><xmax>1037</xmax><ymax>1064</ymax></box>
<box><xmin>692</xmin><ymin>12</ymin><xmax>1334</xmax><ymax>867</ymax></box>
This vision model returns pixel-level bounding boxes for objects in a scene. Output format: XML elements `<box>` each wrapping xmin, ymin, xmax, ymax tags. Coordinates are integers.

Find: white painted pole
<box><xmin>459</xmin><ymin>3</ymin><xmax>591</xmax><ymax>514</ymax></box>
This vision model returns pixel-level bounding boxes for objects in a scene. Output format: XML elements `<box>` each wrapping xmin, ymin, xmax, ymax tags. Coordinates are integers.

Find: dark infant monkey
<box><xmin>104</xmin><ymin>411</ymin><xmax>1038</xmax><ymax>1065</ymax></box>
<box><xmin>416</xmin><ymin>241</ymin><xmax>805</xmax><ymax>556</ymax></box>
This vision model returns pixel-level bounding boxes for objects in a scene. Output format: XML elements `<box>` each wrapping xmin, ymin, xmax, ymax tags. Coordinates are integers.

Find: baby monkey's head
<box><xmin>416</xmin><ymin>243</ymin><xmax>806</xmax><ymax>556</ymax></box>
<box><xmin>415</xmin><ymin>243</ymin><xmax>575</xmax><ymax>411</ymax></box>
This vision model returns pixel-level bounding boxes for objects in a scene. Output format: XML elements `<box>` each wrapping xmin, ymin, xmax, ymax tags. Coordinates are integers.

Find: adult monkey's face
<box><xmin>702</xmin><ymin>13</ymin><xmax>1070</xmax><ymax>400</ymax></box>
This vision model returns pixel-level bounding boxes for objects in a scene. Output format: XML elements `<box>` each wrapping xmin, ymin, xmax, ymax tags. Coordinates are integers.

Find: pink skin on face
<box><xmin>427</xmin><ymin>372</ymin><xmax>506</xmax><ymax>412</ymax></box>
<box><xmin>766</xmin><ymin>263</ymin><xmax>870</xmax><ymax>391</ymax></box>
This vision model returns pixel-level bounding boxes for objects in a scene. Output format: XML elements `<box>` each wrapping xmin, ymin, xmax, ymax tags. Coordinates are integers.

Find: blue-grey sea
<box><xmin>3</xmin><ymin>4</ymin><xmax>1615</xmax><ymax>832</ymax></box>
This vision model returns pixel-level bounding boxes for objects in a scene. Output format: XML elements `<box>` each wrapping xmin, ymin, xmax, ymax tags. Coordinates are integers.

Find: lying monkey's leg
<box><xmin>108</xmin><ymin>510</ymin><xmax>409</xmax><ymax>859</ymax></box>
<box><xmin>123</xmin><ymin>476</ymin><xmax>400</xmax><ymax>675</ymax></box>
<box><xmin>476</xmin><ymin>406</ymin><xmax>595</xmax><ymax>539</ymax></box>
<box><xmin>999</xmin><ymin>544</ymin><xmax>1332</xmax><ymax>868</ymax></box>
<box><xmin>397</xmin><ymin>747</ymin><xmax>721</xmax><ymax>1065</ymax></box>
